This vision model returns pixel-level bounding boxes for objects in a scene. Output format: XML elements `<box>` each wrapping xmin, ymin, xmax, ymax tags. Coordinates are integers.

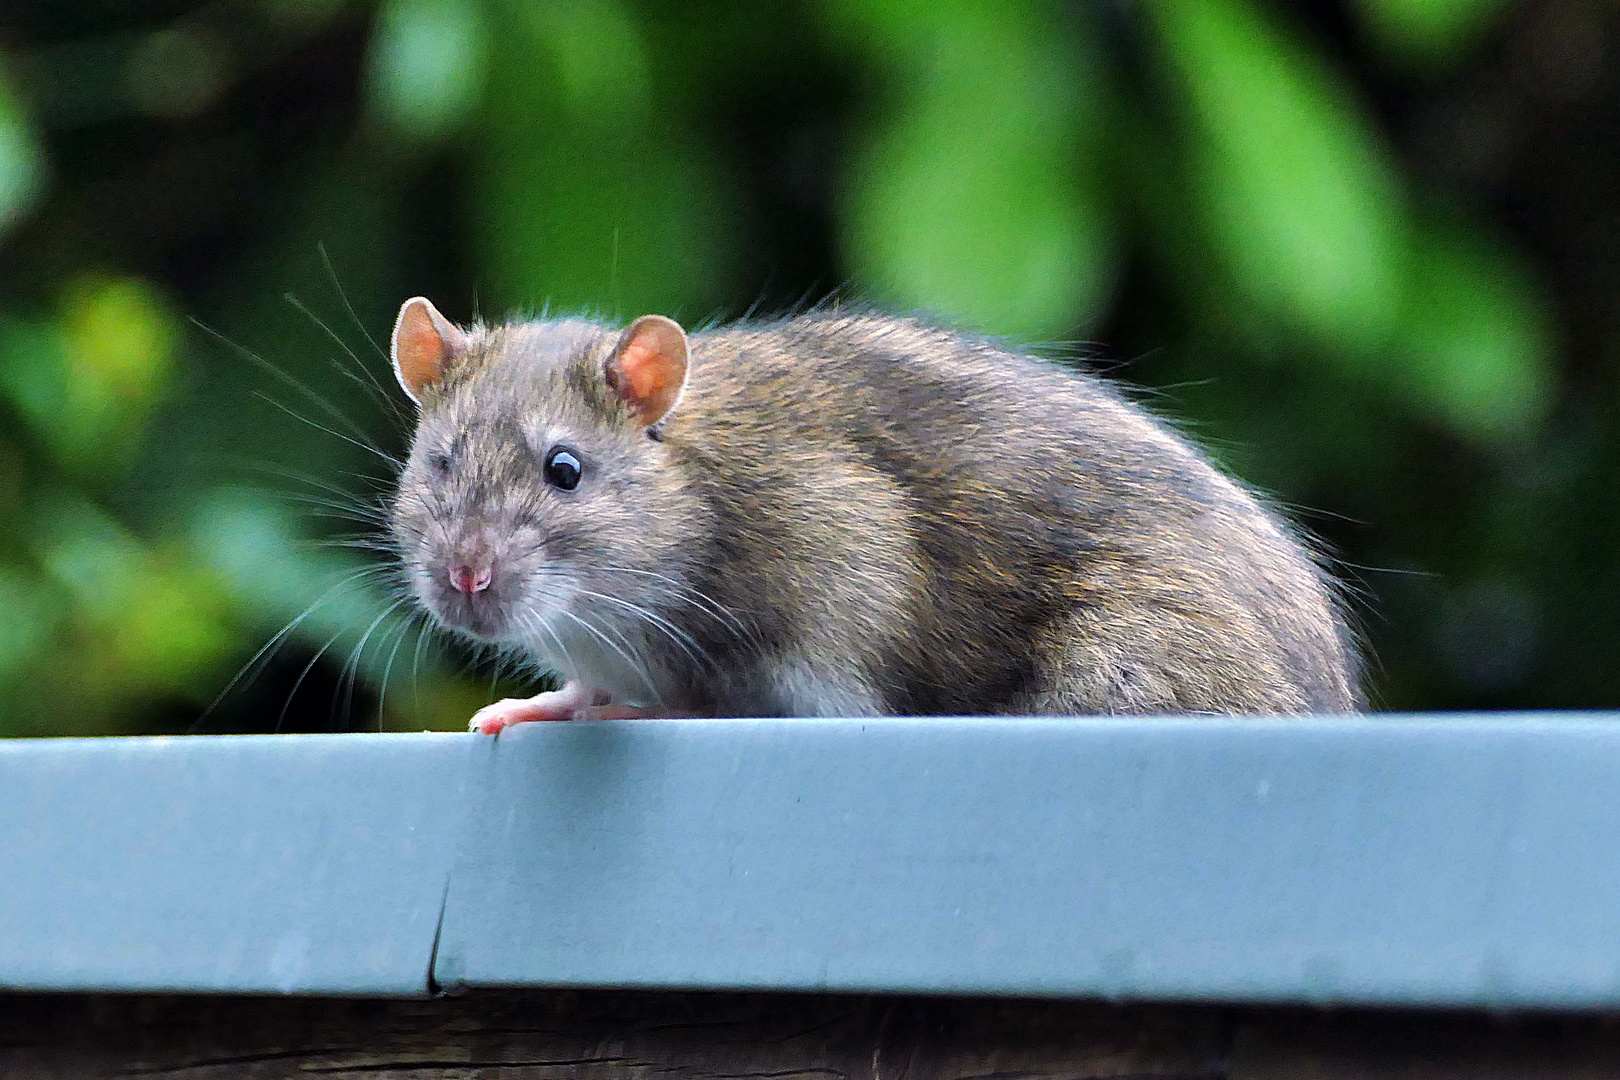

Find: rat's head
<box><xmin>388</xmin><ymin>296</ymin><xmax>700</xmax><ymax>656</ymax></box>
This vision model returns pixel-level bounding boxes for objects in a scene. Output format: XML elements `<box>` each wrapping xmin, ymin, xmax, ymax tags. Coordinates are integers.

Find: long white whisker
<box><xmin>278</xmin><ymin>628</ymin><xmax>346</xmax><ymax>734</ymax></box>
<box><xmin>252</xmin><ymin>391</ymin><xmax>403</xmax><ymax>471</ymax></box>
<box><xmin>517</xmin><ymin>608</ymin><xmax>577</xmax><ymax>692</ymax></box>
<box><xmin>410</xmin><ymin>617</ymin><xmax>434</xmax><ymax>716</ymax></box>
<box><xmin>556</xmin><ymin>607</ymin><xmax>659</xmax><ymax>702</ymax></box>
<box><xmin>192</xmin><ymin>564</ymin><xmax>396</xmax><ymax>731</ymax></box>
<box><xmin>588</xmin><ymin>565</ymin><xmax>754</xmax><ymax>643</ymax></box>
<box><xmin>320</xmin><ymin>243</ymin><xmax>392</xmax><ymax>364</ymax></box>
<box><xmin>375</xmin><ymin>610</ymin><xmax>419</xmax><ymax>731</ymax></box>
<box><xmin>284</xmin><ymin>289</ymin><xmax>410</xmax><ymax>434</ymax></box>
<box><xmin>192</xmin><ymin>316</ymin><xmax>397</xmax><ymax>462</ymax></box>
<box><xmin>572</xmin><ymin>587</ymin><xmax>712</xmax><ymax>670</ymax></box>
<box><xmin>336</xmin><ymin>597</ymin><xmax>410</xmax><ymax>730</ymax></box>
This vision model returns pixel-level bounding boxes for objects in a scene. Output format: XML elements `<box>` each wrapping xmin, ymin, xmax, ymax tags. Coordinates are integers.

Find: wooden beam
<box><xmin>6</xmin><ymin>991</ymin><xmax>1620</xmax><ymax>1079</ymax></box>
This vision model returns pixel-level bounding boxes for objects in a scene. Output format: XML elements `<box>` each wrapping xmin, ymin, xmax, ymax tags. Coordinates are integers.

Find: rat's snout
<box><xmin>421</xmin><ymin>527</ymin><xmax>520</xmax><ymax>640</ymax></box>
<box><xmin>450</xmin><ymin>562</ymin><xmax>492</xmax><ymax>594</ymax></box>
<box><xmin>445</xmin><ymin>533</ymin><xmax>496</xmax><ymax>594</ymax></box>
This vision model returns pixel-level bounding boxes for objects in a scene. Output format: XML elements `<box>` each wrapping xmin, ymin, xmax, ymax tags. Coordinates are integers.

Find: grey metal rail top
<box><xmin>3</xmin><ymin>714</ymin><xmax>1620</xmax><ymax>1008</ymax></box>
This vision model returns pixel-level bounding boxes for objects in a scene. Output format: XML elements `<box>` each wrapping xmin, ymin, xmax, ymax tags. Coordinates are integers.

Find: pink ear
<box><xmin>605</xmin><ymin>315</ymin><xmax>689</xmax><ymax>426</ymax></box>
<box><xmin>392</xmin><ymin>297</ymin><xmax>466</xmax><ymax>404</ymax></box>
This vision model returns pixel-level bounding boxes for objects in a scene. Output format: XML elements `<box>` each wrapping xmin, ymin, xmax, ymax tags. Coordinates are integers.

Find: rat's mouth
<box><xmin>431</xmin><ymin>587</ymin><xmax>511</xmax><ymax>639</ymax></box>
<box><xmin>415</xmin><ymin>561</ymin><xmax>514</xmax><ymax>639</ymax></box>
<box><xmin>421</xmin><ymin>566</ymin><xmax>571</xmax><ymax>645</ymax></box>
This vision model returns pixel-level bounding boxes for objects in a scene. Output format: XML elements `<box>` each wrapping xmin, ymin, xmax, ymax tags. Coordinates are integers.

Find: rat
<box><xmin>386</xmin><ymin>298</ymin><xmax>1361</xmax><ymax>733</ymax></box>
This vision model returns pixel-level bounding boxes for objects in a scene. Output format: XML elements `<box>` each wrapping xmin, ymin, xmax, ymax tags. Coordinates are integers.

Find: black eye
<box><xmin>544</xmin><ymin>446</ymin><xmax>582</xmax><ymax>490</ymax></box>
<box><xmin>428</xmin><ymin>452</ymin><xmax>452</xmax><ymax>475</ymax></box>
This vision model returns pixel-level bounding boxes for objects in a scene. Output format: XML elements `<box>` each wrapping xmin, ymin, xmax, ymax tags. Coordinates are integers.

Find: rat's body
<box><xmin>388</xmin><ymin>302</ymin><xmax>1359</xmax><ymax>729</ymax></box>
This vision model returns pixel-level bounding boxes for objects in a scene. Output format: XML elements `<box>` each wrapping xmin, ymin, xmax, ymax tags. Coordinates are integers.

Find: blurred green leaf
<box><xmin>525</xmin><ymin>0</ymin><xmax>650</xmax><ymax>123</ymax></box>
<box><xmin>36</xmin><ymin>496</ymin><xmax>144</xmax><ymax>624</ymax></box>
<box><xmin>126</xmin><ymin>27</ymin><xmax>233</xmax><ymax>119</ymax></box>
<box><xmin>33</xmin><ymin>494</ymin><xmax>237</xmax><ymax>697</ymax></box>
<box><xmin>473</xmin><ymin>0</ymin><xmax>740</xmax><ymax>319</ymax></box>
<box><xmin>191</xmin><ymin>493</ymin><xmax>428</xmax><ymax>676</ymax></box>
<box><xmin>0</xmin><ymin>276</ymin><xmax>180</xmax><ymax>478</ymax></box>
<box><xmin>125</xmin><ymin>543</ymin><xmax>238</xmax><ymax>688</ymax></box>
<box><xmin>190</xmin><ymin>491</ymin><xmax>385</xmax><ymax>641</ymax></box>
<box><xmin>0</xmin><ymin>565</ymin><xmax>58</xmax><ymax>686</ymax></box>
<box><xmin>62</xmin><ymin>275</ymin><xmax>177</xmax><ymax>401</ymax></box>
<box><xmin>0</xmin><ymin>316</ymin><xmax>69</xmax><ymax>438</ymax></box>
<box><xmin>1148</xmin><ymin>0</ymin><xmax>1404</xmax><ymax>353</ymax></box>
<box><xmin>0</xmin><ymin>70</ymin><xmax>45</xmax><ymax>236</ymax></box>
<box><xmin>367</xmin><ymin>0</ymin><xmax>490</xmax><ymax>139</ymax></box>
<box><xmin>1352</xmin><ymin>0</ymin><xmax>1512</xmax><ymax>66</ymax></box>
<box><xmin>1395</xmin><ymin>217</ymin><xmax>1553</xmax><ymax>439</ymax></box>
<box><xmin>834</xmin><ymin>1</ymin><xmax>1114</xmax><ymax>340</ymax></box>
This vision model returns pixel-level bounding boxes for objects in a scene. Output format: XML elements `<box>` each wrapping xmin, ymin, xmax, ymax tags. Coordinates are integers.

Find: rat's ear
<box><xmin>605</xmin><ymin>315</ymin><xmax>688</xmax><ymax>426</ymax></box>
<box><xmin>392</xmin><ymin>296</ymin><xmax>467</xmax><ymax>405</ymax></box>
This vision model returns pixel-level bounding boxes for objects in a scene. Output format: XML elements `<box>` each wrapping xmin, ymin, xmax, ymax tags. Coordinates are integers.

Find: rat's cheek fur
<box><xmin>388</xmin><ymin>498</ymin><xmax>438</xmax><ymax>609</ymax></box>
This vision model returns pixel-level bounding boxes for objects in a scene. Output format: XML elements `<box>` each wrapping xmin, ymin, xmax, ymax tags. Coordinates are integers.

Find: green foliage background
<box><xmin>0</xmin><ymin>0</ymin><xmax>1612</xmax><ymax>734</ymax></box>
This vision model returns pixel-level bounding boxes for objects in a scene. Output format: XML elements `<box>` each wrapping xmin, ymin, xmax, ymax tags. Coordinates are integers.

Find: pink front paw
<box><xmin>468</xmin><ymin>682</ymin><xmax>612</xmax><ymax>734</ymax></box>
<box><xmin>467</xmin><ymin>700</ymin><xmax>539</xmax><ymax>735</ymax></box>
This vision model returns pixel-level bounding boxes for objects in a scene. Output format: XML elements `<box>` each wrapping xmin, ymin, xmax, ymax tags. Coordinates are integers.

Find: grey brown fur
<box><xmin>391</xmin><ymin>309</ymin><xmax>1360</xmax><ymax>717</ymax></box>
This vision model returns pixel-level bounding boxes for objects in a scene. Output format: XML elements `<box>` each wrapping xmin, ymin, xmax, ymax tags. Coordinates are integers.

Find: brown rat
<box><xmin>387</xmin><ymin>298</ymin><xmax>1361</xmax><ymax>732</ymax></box>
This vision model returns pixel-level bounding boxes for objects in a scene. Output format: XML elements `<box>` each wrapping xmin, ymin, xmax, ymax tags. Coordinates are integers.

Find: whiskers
<box><xmin>191</xmin><ymin>318</ymin><xmax>405</xmax><ymax>477</ymax></box>
<box><xmin>586</xmin><ymin>565</ymin><xmax>757</xmax><ymax>650</ymax></box>
<box><xmin>191</xmin><ymin>279</ymin><xmax>464</xmax><ymax>733</ymax></box>
<box><xmin>553</xmin><ymin>606</ymin><xmax>662</xmax><ymax>703</ymax></box>
<box><xmin>492</xmin><ymin>561</ymin><xmax>749</xmax><ymax>709</ymax></box>
<box><xmin>192</xmin><ymin>560</ymin><xmax>432</xmax><ymax>734</ymax></box>
<box><xmin>570</xmin><ymin>586</ymin><xmax>715</xmax><ymax>673</ymax></box>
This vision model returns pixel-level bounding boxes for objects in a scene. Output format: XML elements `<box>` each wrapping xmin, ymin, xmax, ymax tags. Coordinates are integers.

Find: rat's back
<box><xmin>672</xmin><ymin>310</ymin><xmax>1359</xmax><ymax>716</ymax></box>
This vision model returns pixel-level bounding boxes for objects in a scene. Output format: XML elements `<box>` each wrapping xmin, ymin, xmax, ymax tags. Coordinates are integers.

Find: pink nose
<box><xmin>449</xmin><ymin>563</ymin><xmax>492</xmax><ymax>594</ymax></box>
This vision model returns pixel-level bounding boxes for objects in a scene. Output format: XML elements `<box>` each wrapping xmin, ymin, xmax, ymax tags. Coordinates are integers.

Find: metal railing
<box><xmin>3</xmin><ymin>714</ymin><xmax>1618</xmax><ymax>1008</ymax></box>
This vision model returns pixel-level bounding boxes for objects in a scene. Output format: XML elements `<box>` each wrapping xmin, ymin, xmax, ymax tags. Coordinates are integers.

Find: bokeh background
<box><xmin>0</xmin><ymin>0</ymin><xmax>1613</xmax><ymax>736</ymax></box>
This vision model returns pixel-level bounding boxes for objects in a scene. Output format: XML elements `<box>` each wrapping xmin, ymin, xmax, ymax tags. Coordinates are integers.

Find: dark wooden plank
<box><xmin>1231</xmin><ymin>1009</ymin><xmax>1620</xmax><ymax>1079</ymax></box>
<box><xmin>5</xmin><ymin>991</ymin><xmax>1620</xmax><ymax>1080</ymax></box>
<box><xmin>0</xmin><ymin>991</ymin><xmax>1225</xmax><ymax>1079</ymax></box>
